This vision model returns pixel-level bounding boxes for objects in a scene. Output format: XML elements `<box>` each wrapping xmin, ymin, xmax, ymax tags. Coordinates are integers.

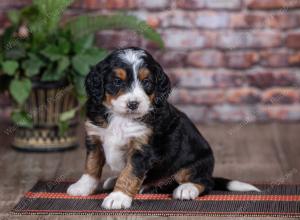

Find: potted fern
<box><xmin>0</xmin><ymin>0</ymin><xmax>163</xmax><ymax>152</ymax></box>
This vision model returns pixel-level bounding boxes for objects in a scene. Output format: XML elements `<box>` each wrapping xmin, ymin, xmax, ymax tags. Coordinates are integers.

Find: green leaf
<box><xmin>0</xmin><ymin>26</ymin><xmax>17</xmax><ymax>48</ymax></box>
<box><xmin>74</xmin><ymin>35</ymin><xmax>94</xmax><ymax>53</ymax></box>
<box><xmin>7</xmin><ymin>10</ymin><xmax>21</xmax><ymax>25</ymax></box>
<box><xmin>22</xmin><ymin>54</ymin><xmax>44</xmax><ymax>77</ymax></box>
<box><xmin>71</xmin><ymin>54</ymin><xmax>93</xmax><ymax>76</ymax></box>
<box><xmin>41</xmin><ymin>45</ymin><xmax>63</xmax><ymax>61</ymax></box>
<box><xmin>71</xmin><ymin>49</ymin><xmax>106</xmax><ymax>76</ymax></box>
<box><xmin>2</xmin><ymin>60</ymin><xmax>19</xmax><ymax>76</ymax></box>
<box><xmin>9</xmin><ymin>78</ymin><xmax>32</xmax><ymax>105</ymax></box>
<box><xmin>58</xmin><ymin>37</ymin><xmax>71</xmax><ymax>54</ymax></box>
<box><xmin>20</xmin><ymin>0</ymin><xmax>73</xmax><ymax>42</ymax></box>
<box><xmin>59</xmin><ymin>109</ymin><xmax>76</xmax><ymax>122</ymax></box>
<box><xmin>11</xmin><ymin>110</ymin><xmax>33</xmax><ymax>128</ymax></box>
<box><xmin>41</xmin><ymin>65</ymin><xmax>59</xmax><ymax>82</ymax></box>
<box><xmin>84</xmin><ymin>48</ymin><xmax>107</xmax><ymax>65</ymax></box>
<box><xmin>41</xmin><ymin>66</ymin><xmax>54</xmax><ymax>81</ymax></box>
<box><xmin>32</xmin><ymin>0</ymin><xmax>74</xmax><ymax>34</ymax></box>
<box><xmin>20</xmin><ymin>5</ymin><xmax>44</xmax><ymax>40</ymax></box>
<box><xmin>73</xmin><ymin>74</ymin><xmax>87</xmax><ymax>104</ymax></box>
<box><xmin>57</xmin><ymin>56</ymin><xmax>70</xmax><ymax>73</ymax></box>
<box><xmin>5</xmin><ymin>45</ymin><xmax>26</xmax><ymax>60</ymax></box>
<box><xmin>41</xmin><ymin>57</ymin><xmax>69</xmax><ymax>82</ymax></box>
<box><xmin>65</xmin><ymin>14</ymin><xmax>164</xmax><ymax>48</ymax></box>
<box><xmin>58</xmin><ymin>106</ymin><xmax>77</xmax><ymax>136</ymax></box>
<box><xmin>58</xmin><ymin>120</ymin><xmax>68</xmax><ymax>136</ymax></box>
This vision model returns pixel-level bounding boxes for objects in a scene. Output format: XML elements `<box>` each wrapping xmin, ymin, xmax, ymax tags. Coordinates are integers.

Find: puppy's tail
<box><xmin>213</xmin><ymin>177</ymin><xmax>260</xmax><ymax>192</ymax></box>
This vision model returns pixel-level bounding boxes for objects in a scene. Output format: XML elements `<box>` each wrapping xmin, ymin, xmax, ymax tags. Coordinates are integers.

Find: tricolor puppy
<box><xmin>67</xmin><ymin>47</ymin><xmax>260</xmax><ymax>209</ymax></box>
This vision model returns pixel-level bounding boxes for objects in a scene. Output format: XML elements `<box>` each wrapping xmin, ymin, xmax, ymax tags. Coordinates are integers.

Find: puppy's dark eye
<box><xmin>113</xmin><ymin>78</ymin><xmax>123</xmax><ymax>86</ymax></box>
<box><xmin>142</xmin><ymin>79</ymin><xmax>153</xmax><ymax>88</ymax></box>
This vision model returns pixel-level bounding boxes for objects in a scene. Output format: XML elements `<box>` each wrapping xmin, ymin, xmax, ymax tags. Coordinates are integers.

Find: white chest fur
<box><xmin>85</xmin><ymin>115</ymin><xmax>150</xmax><ymax>171</ymax></box>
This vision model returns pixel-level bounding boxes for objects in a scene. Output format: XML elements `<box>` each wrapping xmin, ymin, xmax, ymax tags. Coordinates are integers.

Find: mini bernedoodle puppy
<box><xmin>67</xmin><ymin>47</ymin><xmax>260</xmax><ymax>209</ymax></box>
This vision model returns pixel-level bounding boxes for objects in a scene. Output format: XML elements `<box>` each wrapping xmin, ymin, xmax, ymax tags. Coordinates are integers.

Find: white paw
<box><xmin>173</xmin><ymin>183</ymin><xmax>199</xmax><ymax>200</ymax></box>
<box><xmin>101</xmin><ymin>191</ymin><xmax>132</xmax><ymax>209</ymax></box>
<box><xmin>67</xmin><ymin>174</ymin><xmax>99</xmax><ymax>196</ymax></box>
<box><xmin>102</xmin><ymin>176</ymin><xmax>117</xmax><ymax>190</ymax></box>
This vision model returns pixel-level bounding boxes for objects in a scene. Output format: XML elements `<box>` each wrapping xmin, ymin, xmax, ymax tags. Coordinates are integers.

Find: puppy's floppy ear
<box><xmin>154</xmin><ymin>64</ymin><xmax>171</xmax><ymax>106</ymax></box>
<box><xmin>85</xmin><ymin>63</ymin><xmax>106</xmax><ymax>104</ymax></box>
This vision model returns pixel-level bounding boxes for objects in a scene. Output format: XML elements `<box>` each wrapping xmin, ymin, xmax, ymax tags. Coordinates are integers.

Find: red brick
<box><xmin>176</xmin><ymin>0</ymin><xmax>205</xmax><ymax>9</ymax></box>
<box><xmin>206</xmin><ymin>0</ymin><xmax>242</xmax><ymax>10</ymax></box>
<box><xmin>160</xmin><ymin>11</ymin><xmax>194</xmax><ymax>28</ymax></box>
<box><xmin>288</xmin><ymin>53</ymin><xmax>300</xmax><ymax>66</ymax></box>
<box><xmin>209</xmin><ymin>105</ymin><xmax>256</xmax><ymax>122</ymax></box>
<box><xmin>170</xmin><ymin>88</ymin><xmax>225</xmax><ymax>105</ymax></box>
<box><xmin>73</xmin><ymin>0</ymin><xmax>137</xmax><ymax>10</ymax></box>
<box><xmin>262</xmin><ymin>88</ymin><xmax>300</xmax><ymax>104</ymax></box>
<box><xmin>147</xmin><ymin>16</ymin><xmax>160</xmax><ymax>28</ymax></box>
<box><xmin>247</xmin><ymin>71</ymin><xmax>297</xmax><ymax>88</ymax></box>
<box><xmin>0</xmin><ymin>93</ymin><xmax>10</xmax><ymax>106</ymax></box>
<box><xmin>177</xmin><ymin>105</ymin><xmax>292</xmax><ymax>123</ymax></box>
<box><xmin>254</xmin><ymin>14</ymin><xmax>298</xmax><ymax>29</ymax></box>
<box><xmin>169</xmin><ymin>69</ymin><xmax>245</xmax><ymax>89</ymax></box>
<box><xmin>0</xmin><ymin>0</ymin><xmax>31</xmax><ymax>8</ymax></box>
<box><xmin>153</xmin><ymin>51</ymin><xmax>187</xmax><ymax>68</ymax></box>
<box><xmin>194</xmin><ymin>12</ymin><xmax>230</xmax><ymax>29</ymax></box>
<box><xmin>162</xmin><ymin>29</ymin><xmax>217</xmax><ymax>49</ymax></box>
<box><xmin>169</xmin><ymin>69</ymin><xmax>215</xmax><ymax>88</ymax></box>
<box><xmin>231</xmin><ymin>13</ymin><xmax>300</xmax><ymax>29</ymax></box>
<box><xmin>229</xmin><ymin>13</ymin><xmax>248</xmax><ymax>28</ymax></box>
<box><xmin>187</xmin><ymin>51</ymin><xmax>224</xmax><ymax>68</ymax></box>
<box><xmin>129</xmin><ymin>11</ymin><xmax>162</xmax><ymax>28</ymax></box>
<box><xmin>247</xmin><ymin>0</ymin><xmax>300</xmax><ymax>10</ymax></box>
<box><xmin>96</xmin><ymin>30</ymin><xmax>142</xmax><ymax>49</ymax></box>
<box><xmin>0</xmin><ymin>107</ymin><xmax>12</xmax><ymax>121</ymax></box>
<box><xmin>214</xmin><ymin>71</ymin><xmax>246</xmax><ymax>88</ymax></box>
<box><xmin>0</xmin><ymin>13</ymin><xmax>10</xmax><ymax>31</ymax></box>
<box><xmin>225</xmin><ymin>51</ymin><xmax>259</xmax><ymax>69</ymax></box>
<box><xmin>287</xmin><ymin>32</ymin><xmax>300</xmax><ymax>49</ymax></box>
<box><xmin>260</xmin><ymin>51</ymin><xmax>289</xmax><ymax>67</ymax></box>
<box><xmin>177</xmin><ymin>0</ymin><xmax>241</xmax><ymax>10</ymax></box>
<box><xmin>174</xmin><ymin>105</ymin><xmax>209</xmax><ymax>123</ymax></box>
<box><xmin>218</xmin><ymin>31</ymin><xmax>282</xmax><ymax>49</ymax></box>
<box><xmin>257</xmin><ymin>105</ymin><xmax>300</xmax><ymax>121</ymax></box>
<box><xmin>226</xmin><ymin>88</ymin><xmax>261</xmax><ymax>104</ymax></box>
<box><xmin>138</xmin><ymin>0</ymin><xmax>170</xmax><ymax>10</ymax></box>
<box><xmin>159</xmin><ymin>11</ymin><xmax>230</xmax><ymax>29</ymax></box>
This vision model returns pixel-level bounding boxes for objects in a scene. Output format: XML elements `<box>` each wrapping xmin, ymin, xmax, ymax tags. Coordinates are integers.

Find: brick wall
<box><xmin>1</xmin><ymin>0</ymin><xmax>300</xmax><ymax>123</ymax></box>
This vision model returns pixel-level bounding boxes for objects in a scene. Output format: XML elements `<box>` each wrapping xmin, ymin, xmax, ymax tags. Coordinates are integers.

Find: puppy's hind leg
<box><xmin>67</xmin><ymin>137</ymin><xmax>105</xmax><ymax>196</ymax></box>
<box><xmin>173</xmin><ymin>168</ymin><xmax>209</xmax><ymax>200</ymax></box>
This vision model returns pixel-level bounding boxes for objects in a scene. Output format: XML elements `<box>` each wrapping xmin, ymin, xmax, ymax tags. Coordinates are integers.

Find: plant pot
<box><xmin>12</xmin><ymin>81</ymin><xmax>79</xmax><ymax>152</ymax></box>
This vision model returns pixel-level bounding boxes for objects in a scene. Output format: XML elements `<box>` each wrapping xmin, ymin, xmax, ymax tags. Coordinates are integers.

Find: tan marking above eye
<box><xmin>138</xmin><ymin>68</ymin><xmax>150</xmax><ymax>81</ymax></box>
<box><xmin>114</xmin><ymin>68</ymin><xmax>127</xmax><ymax>81</ymax></box>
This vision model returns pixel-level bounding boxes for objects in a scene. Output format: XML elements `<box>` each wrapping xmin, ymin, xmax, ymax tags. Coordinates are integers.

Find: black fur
<box><xmin>85</xmin><ymin>47</ymin><xmax>216</xmax><ymax>193</ymax></box>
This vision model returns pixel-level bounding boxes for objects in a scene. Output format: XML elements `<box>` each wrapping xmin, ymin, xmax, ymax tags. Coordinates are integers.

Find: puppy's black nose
<box><xmin>127</xmin><ymin>101</ymin><xmax>139</xmax><ymax>110</ymax></box>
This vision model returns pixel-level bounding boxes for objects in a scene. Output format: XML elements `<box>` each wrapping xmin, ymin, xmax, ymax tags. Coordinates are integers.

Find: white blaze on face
<box><xmin>110</xmin><ymin>49</ymin><xmax>151</xmax><ymax>118</ymax></box>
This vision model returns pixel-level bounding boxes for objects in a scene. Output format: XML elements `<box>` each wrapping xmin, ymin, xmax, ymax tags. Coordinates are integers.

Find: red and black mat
<box><xmin>11</xmin><ymin>181</ymin><xmax>300</xmax><ymax>217</ymax></box>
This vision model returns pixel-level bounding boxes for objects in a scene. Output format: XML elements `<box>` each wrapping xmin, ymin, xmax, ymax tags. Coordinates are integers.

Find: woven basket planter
<box><xmin>12</xmin><ymin>81</ymin><xmax>79</xmax><ymax>152</ymax></box>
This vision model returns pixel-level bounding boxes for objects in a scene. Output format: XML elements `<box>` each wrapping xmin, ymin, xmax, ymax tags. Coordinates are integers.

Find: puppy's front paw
<box><xmin>173</xmin><ymin>183</ymin><xmax>199</xmax><ymax>200</ymax></box>
<box><xmin>67</xmin><ymin>174</ymin><xmax>98</xmax><ymax>196</ymax></box>
<box><xmin>101</xmin><ymin>191</ymin><xmax>132</xmax><ymax>209</ymax></box>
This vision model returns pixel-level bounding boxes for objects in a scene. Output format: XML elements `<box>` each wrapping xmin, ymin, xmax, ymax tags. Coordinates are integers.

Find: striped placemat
<box><xmin>11</xmin><ymin>181</ymin><xmax>300</xmax><ymax>217</ymax></box>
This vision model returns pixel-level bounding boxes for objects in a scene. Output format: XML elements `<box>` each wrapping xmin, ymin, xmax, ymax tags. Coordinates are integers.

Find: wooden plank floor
<box><xmin>0</xmin><ymin>122</ymin><xmax>299</xmax><ymax>220</ymax></box>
